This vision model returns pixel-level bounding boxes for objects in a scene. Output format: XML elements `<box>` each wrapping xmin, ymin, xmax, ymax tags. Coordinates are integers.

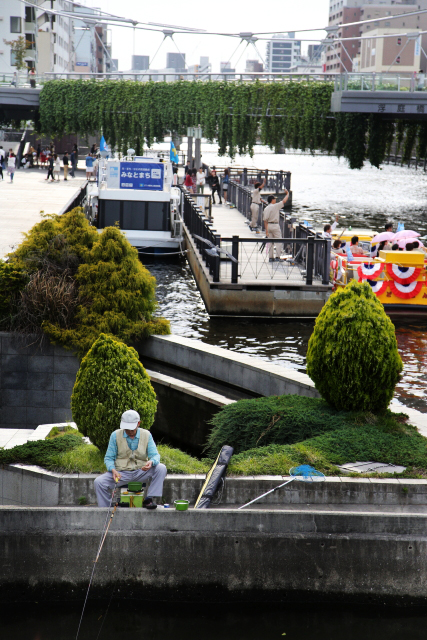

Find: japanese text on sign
<box><xmin>119</xmin><ymin>162</ymin><xmax>164</xmax><ymax>190</ymax></box>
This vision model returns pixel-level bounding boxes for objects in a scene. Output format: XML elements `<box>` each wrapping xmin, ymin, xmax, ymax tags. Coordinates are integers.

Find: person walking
<box><xmin>29</xmin><ymin>67</ymin><xmax>36</xmax><ymax>89</ymax></box>
<box><xmin>45</xmin><ymin>154</ymin><xmax>54</xmax><ymax>182</ymax></box>
<box><xmin>210</xmin><ymin>169</ymin><xmax>222</xmax><ymax>204</ymax></box>
<box><xmin>7</xmin><ymin>152</ymin><xmax>16</xmax><ymax>183</ymax></box>
<box><xmin>183</xmin><ymin>171</ymin><xmax>193</xmax><ymax>191</ymax></box>
<box><xmin>70</xmin><ymin>149</ymin><xmax>76</xmax><ymax>177</ymax></box>
<box><xmin>62</xmin><ymin>151</ymin><xmax>69</xmax><ymax>180</ymax></box>
<box><xmin>250</xmin><ymin>178</ymin><xmax>266</xmax><ymax>230</ymax></box>
<box><xmin>53</xmin><ymin>154</ymin><xmax>61</xmax><ymax>181</ymax></box>
<box><xmin>222</xmin><ymin>168</ymin><xmax>230</xmax><ymax>203</ymax></box>
<box><xmin>263</xmin><ymin>191</ymin><xmax>289</xmax><ymax>262</ymax></box>
<box><xmin>196</xmin><ymin>167</ymin><xmax>206</xmax><ymax>194</ymax></box>
<box><xmin>85</xmin><ymin>153</ymin><xmax>94</xmax><ymax>180</ymax></box>
<box><xmin>0</xmin><ymin>146</ymin><xmax>4</xmax><ymax>180</ymax></box>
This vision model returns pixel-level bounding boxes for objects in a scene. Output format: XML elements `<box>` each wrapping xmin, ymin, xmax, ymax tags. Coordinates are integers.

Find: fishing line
<box><xmin>94</xmin><ymin>585</ymin><xmax>116</xmax><ymax>640</ymax></box>
<box><xmin>75</xmin><ymin>483</ymin><xmax>118</xmax><ymax>640</ymax></box>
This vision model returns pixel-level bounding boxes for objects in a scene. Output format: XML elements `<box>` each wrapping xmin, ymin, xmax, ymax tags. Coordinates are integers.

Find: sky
<box><xmin>80</xmin><ymin>0</ymin><xmax>329</xmax><ymax>72</ymax></box>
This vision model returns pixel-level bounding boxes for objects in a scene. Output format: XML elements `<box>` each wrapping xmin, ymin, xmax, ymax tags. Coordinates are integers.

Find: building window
<box><xmin>397</xmin><ymin>37</ymin><xmax>402</xmax><ymax>45</ymax></box>
<box><xmin>25</xmin><ymin>6</ymin><xmax>36</xmax><ymax>22</ymax></box>
<box><xmin>26</xmin><ymin>34</ymin><xmax>35</xmax><ymax>50</ymax></box>
<box><xmin>385</xmin><ymin>21</ymin><xmax>390</xmax><ymax>26</ymax></box>
<box><xmin>54</xmin><ymin>54</ymin><xmax>57</xmax><ymax>64</ymax></box>
<box><xmin>396</xmin><ymin>56</ymin><xmax>401</xmax><ymax>64</ymax></box>
<box><xmin>10</xmin><ymin>17</ymin><xmax>22</xmax><ymax>33</ymax></box>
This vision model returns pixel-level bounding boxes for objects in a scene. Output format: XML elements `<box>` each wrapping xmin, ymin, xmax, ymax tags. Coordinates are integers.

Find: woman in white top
<box><xmin>53</xmin><ymin>155</ymin><xmax>61</xmax><ymax>181</ymax></box>
<box><xmin>196</xmin><ymin>167</ymin><xmax>206</xmax><ymax>194</ymax></box>
<box><xmin>7</xmin><ymin>153</ymin><xmax>16</xmax><ymax>183</ymax></box>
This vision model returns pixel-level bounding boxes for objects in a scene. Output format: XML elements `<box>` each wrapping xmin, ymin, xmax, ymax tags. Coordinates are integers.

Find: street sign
<box><xmin>119</xmin><ymin>161</ymin><xmax>164</xmax><ymax>190</ymax></box>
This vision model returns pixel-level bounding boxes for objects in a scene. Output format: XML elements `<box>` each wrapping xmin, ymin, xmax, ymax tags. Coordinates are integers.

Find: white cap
<box><xmin>120</xmin><ymin>409</ymin><xmax>140</xmax><ymax>430</ymax></box>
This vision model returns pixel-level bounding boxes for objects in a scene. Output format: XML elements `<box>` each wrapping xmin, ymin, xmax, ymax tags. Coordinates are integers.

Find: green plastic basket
<box><xmin>132</xmin><ymin>495</ymin><xmax>143</xmax><ymax>508</ymax></box>
<box><xmin>128</xmin><ymin>482</ymin><xmax>143</xmax><ymax>492</ymax></box>
<box><xmin>174</xmin><ymin>500</ymin><xmax>189</xmax><ymax>511</ymax></box>
<box><xmin>120</xmin><ymin>494</ymin><xmax>131</xmax><ymax>505</ymax></box>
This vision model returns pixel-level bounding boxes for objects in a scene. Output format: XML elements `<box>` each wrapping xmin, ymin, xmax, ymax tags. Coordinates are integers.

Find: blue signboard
<box><xmin>119</xmin><ymin>162</ymin><xmax>164</xmax><ymax>190</ymax></box>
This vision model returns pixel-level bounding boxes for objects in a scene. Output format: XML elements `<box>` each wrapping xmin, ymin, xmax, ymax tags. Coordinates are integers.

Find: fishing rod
<box><xmin>75</xmin><ymin>480</ymin><xmax>119</xmax><ymax>640</ymax></box>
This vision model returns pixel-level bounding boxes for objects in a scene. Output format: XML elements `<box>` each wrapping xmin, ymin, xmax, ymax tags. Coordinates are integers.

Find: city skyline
<box><xmin>76</xmin><ymin>0</ymin><xmax>329</xmax><ymax>72</ymax></box>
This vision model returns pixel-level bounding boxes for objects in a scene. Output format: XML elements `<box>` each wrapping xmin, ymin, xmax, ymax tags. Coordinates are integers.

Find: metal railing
<box><xmin>181</xmin><ymin>187</ymin><xmax>330</xmax><ymax>286</ymax></box>
<box><xmin>228</xmin><ymin>181</ymin><xmax>293</xmax><ymax>236</ymax></box>
<box><xmin>58</xmin><ymin>181</ymin><xmax>88</xmax><ymax>216</ymax></box>
<box><xmin>188</xmin><ymin>192</ymin><xmax>212</xmax><ymax>221</ymax></box>
<box><xmin>334</xmin><ymin>72</ymin><xmax>427</xmax><ymax>92</ymax></box>
<box><xmin>224</xmin><ymin>168</ymin><xmax>291</xmax><ymax>192</ymax></box>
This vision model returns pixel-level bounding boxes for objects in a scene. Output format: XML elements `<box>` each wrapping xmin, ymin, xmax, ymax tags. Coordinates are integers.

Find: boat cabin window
<box><xmin>98</xmin><ymin>200</ymin><xmax>170</xmax><ymax>231</ymax></box>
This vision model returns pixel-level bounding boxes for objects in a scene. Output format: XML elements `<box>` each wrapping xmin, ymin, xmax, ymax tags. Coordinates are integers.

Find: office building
<box><xmin>0</xmin><ymin>0</ymin><xmax>35</xmax><ymax>73</ymax></box>
<box><xmin>36</xmin><ymin>0</ymin><xmax>73</xmax><ymax>73</ymax></box>
<box><xmin>131</xmin><ymin>55</ymin><xmax>149</xmax><ymax>71</ymax></box>
<box><xmin>188</xmin><ymin>56</ymin><xmax>212</xmax><ymax>78</ymax></box>
<box><xmin>166</xmin><ymin>52</ymin><xmax>186</xmax><ymax>71</ymax></box>
<box><xmin>245</xmin><ymin>59</ymin><xmax>264</xmax><ymax>72</ymax></box>
<box><xmin>265</xmin><ymin>33</ymin><xmax>301</xmax><ymax>73</ymax></box>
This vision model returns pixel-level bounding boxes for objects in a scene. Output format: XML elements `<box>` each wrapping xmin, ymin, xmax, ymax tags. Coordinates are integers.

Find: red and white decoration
<box><xmin>366</xmin><ymin>279</ymin><xmax>388</xmax><ymax>296</ymax></box>
<box><xmin>389</xmin><ymin>280</ymin><xmax>424</xmax><ymax>299</ymax></box>
<box><xmin>357</xmin><ymin>263</ymin><xmax>384</xmax><ymax>281</ymax></box>
<box><xmin>385</xmin><ymin>263</ymin><xmax>422</xmax><ymax>284</ymax></box>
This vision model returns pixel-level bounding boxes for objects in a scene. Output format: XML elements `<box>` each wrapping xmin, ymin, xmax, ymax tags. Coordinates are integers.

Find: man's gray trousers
<box><xmin>94</xmin><ymin>464</ymin><xmax>167</xmax><ymax>507</ymax></box>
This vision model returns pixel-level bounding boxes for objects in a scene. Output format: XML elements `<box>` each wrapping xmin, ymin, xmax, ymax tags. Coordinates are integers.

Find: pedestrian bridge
<box><xmin>331</xmin><ymin>73</ymin><xmax>427</xmax><ymax>118</ymax></box>
<box><xmin>0</xmin><ymin>87</ymin><xmax>41</xmax><ymax>121</ymax></box>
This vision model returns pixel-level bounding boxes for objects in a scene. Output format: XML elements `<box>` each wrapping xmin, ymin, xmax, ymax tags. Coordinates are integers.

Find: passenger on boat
<box><xmin>385</xmin><ymin>221</ymin><xmax>394</xmax><ymax>233</ymax></box>
<box><xmin>332</xmin><ymin>239</ymin><xmax>342</xmax><ymax>251</ymax></box>
<box><xmin>411</xmin><ymin>240</ymin><xmax>427</xmax><ymax>254</ymax></box>
<box><xmin>349</xmin><ymin>236</ymin><xmax>367</xmax><ymax>256</ymax></box>
<box><xmin>391</xmin><ymin>244</ymin><xmax>402</xmax><ymax>251</ymax></box>
<box><xmin>370</xmin><ymin>240</ymin><xmax>390</xmax><ymax>258</ymax></box>
<box><xmin>94</xmin><ymin>410</ymin><xmax>167</xmax><ymax>509</ymax></box>
<box><xmin>322</xmin><ymin>215</ymin><xmax>340</xmax><ymax>239</ymax></box>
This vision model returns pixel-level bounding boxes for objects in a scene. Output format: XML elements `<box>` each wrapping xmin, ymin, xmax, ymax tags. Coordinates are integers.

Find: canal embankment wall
<box><xmin>1</xmin><ymin>506</ymin><xmax>427</xmax><ymax>604</ymax></box>
<box><xmin>0</xmin><ymin>332</ymin><xmax>320</xmax><ymax>440</ymax></box>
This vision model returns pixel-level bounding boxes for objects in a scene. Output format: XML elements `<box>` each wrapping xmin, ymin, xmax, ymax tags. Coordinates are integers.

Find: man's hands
<box><xmin>112</xmin><ymin>469</ymin><xmax>121</xmax><ymax>482</ymax></box>
<box><xmin>141</xmin><ymin>460</ymin><xmax>153</xmax><ymax>471</ymax></box>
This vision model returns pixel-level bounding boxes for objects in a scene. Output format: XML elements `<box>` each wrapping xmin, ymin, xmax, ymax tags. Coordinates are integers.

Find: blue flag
<box><xmin>170</xmin><ymin>140</ymin><xmax>179</xmax><ymax>163</ymax></box>
<box><xmin>100</xmin><ymin>135</ymin><xmax>106</xmax><ymax>151</ymax></box>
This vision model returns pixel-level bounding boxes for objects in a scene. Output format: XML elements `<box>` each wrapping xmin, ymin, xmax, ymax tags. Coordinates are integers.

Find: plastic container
<box><xmin>128</xmin><ymin>482</ymin><xmax>143</xmax><ymax>492</ymax></box>
<box><xmin>120</xmin><ymin>494</ymin><xmax>131</xmax><ymax>505</ymax></box>
<box><xmin>132</xmin><ymin>495</ymin><xmax>143</xmax><ymax>508</ymax></box>
<box><xmin>174</xmin><ymin>500</ymin><xmax>189</xmax><ymax>511</ymax></box>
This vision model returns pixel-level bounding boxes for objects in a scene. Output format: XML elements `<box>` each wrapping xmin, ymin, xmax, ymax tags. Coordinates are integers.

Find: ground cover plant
<box><xmin>306</xmin><ymin>281</ymin><xmax>402</xmax><ymax>412</ymax></box>
<box><xmin>207</xmin><ymin>394</ymin><xmax>352</xmax><ymax>456</ymax></box>
<box><xmin>37</xmin><ymin>79</ymin><xmax>427</xmax><ymax>169</ymax></box>
<box><xmin>71</xmin><ymin>333</ymin><xmax>157</xmax><ymax>453</ymax></box>
<box><xmin>0</xmin><ymin>208</ymin><xmax>169</xmax><ymax>356</ymax></box>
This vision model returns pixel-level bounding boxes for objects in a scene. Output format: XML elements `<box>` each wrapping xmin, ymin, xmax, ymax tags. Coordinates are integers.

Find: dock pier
<box><xmin>181</xmin><ymin>180</ymin><xmax>332</xmax><ymax>318</ymax></box>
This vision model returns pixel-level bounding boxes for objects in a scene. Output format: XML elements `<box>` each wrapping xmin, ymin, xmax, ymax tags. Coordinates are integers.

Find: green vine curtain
<box><xmin>37</xmin><ymin>79</ymin><xmax>425</xmax><ymax>170</ymax></box>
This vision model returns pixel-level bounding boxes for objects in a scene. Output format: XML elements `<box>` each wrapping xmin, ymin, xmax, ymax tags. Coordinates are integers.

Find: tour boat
<box><xmin>84</xmin><ymin>153</ymin><xmax>183</xmax><ymax>256</ymax></box>
<box><xmin>332</xmin><ymin>248</ymin><xmax>427</xmax><ymax>317</ymax></box>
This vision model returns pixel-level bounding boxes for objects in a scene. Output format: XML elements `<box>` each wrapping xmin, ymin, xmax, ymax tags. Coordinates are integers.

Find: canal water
<box><xmin>8</xmin><ymin>601</ymin><xmax>427</xmax><ymax>639</ymax></box>
<box><xmin>147</xmin><ymin>151</ymin><xmax>427</xmax><ymax>413</ymax></box>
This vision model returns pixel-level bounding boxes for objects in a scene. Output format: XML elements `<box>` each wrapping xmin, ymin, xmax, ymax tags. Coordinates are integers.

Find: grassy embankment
<box><xmin>1</xmin><ymin>397</ymin><xmax>426</xmax><ymax>478</ymax></box>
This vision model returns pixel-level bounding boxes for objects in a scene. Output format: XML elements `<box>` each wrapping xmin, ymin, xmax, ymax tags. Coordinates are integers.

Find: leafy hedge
<box><xmin>306</xmin><ymin>281</ymin><xmax>402</xmax><ymax>412</ymax></box>
<box><xmin>0</xmin><ymin>434</ymin><xmax>85</xmax><ymax>468</ymax></box>
<box><xmin>206</xmin><ymin>395</ymin><xmax>350</xmax><ymax>456</ymax></box>
<box><xmin>2</xmin><ymin>208</ymin><xmax>170</xmax><ymax>355</ymax></box>
<box><xmin>37</xmin><ymin>79</ymin><xmax>427</xmax><ymax>169</ymax></box>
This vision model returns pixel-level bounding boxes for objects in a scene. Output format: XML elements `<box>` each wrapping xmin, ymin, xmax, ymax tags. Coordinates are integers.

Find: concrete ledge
<box><xmin>1</xmin><ymin>507</ymin><xmax>427</xmax><ymax>603</ymax></box>
<box><xmin>137</xmin><ymin>334</ymin><xmax>320</xmax><ymax>399</ymax></box>
<box><xmin>3</xmin><ymin>464</ymin><xmax>427</xmax><ymax>507</ymax></box>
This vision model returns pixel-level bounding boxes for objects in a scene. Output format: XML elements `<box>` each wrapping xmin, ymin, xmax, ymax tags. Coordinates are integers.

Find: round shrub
<box><xmin>71</xmin><ymin>333</ymin><xmax>157</xmax><ymax>452</ymax></box>
<box><xmin>206</xmin><ymin>395</ymin><xmax>349</xmax><ymax>456</ymax></box>
<box><xmin>306</xmin><ymin>280</ymin><xmax>402</xmax><ymax>412</ymax></box>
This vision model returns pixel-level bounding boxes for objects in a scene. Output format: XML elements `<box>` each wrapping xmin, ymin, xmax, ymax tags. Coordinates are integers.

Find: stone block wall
<box><xmin>0</xmin><ymin>333</ymin><xmax>79</xmax><ymax>429</ymax></box>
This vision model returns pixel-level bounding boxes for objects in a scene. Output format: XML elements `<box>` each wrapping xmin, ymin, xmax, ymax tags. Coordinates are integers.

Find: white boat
<box><xmin>85</xmin><ymin>152</ymin><xmax>183</xmax><ymax>256</ymax></box>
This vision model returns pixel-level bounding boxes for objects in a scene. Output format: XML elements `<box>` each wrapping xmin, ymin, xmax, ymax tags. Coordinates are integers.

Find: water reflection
<box><xmin>145</xmin><ymin>153</ymin><xmax>427</xmax><ymax>413</ymax></box>
<box><xmin>7</xmin><ymin>601</ymin><xmax>427</xmax><ymax>640</ymax></box>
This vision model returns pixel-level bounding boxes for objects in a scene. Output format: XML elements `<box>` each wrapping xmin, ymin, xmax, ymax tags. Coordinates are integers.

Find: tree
<box><xmin>306</xmin><ymin>280</ymin><xmax>403</xmax><ymax>413</ymax></box>
<box><xmin>71</xmin><ymin>333</ymin><xmax>157</xmax><ymax>453</ymax></box>
<box><xmin>4</xmin><ymin>37</ymin><xmax>31</xmax><ymax>71</ymax></box>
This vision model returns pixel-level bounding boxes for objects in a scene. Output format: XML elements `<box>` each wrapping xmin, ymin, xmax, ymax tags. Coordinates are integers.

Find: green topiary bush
<box><xmin>206</xmin><ymin>395</ymin><xmax>349</xmax><ymax>456</ymax></box>
<box><xmin>71</xmin><ymin>333</ymin><xmax>157</xmax><ymax>452</ymax></box>
<box><xmin>4</xmin><ymin>208</ymin><xmax>170</xmax><ymax>356</ymax></box>
<box><xmin>306</xmin><ymin>280</ymin><xmax>403</xmax><ymax>412</ymax></box>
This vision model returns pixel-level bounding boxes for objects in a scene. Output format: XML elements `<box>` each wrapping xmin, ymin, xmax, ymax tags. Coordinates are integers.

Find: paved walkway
<box><xmin>0</xmin><ymin>167</ymin><xmax>86</xmax><ymax>260</ymax></box>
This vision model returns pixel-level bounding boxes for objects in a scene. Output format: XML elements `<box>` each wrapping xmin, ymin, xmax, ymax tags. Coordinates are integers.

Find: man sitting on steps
<box><xmin>94</xmin><ymin>409</ymin><xmax>167</xmax><ymax>509</ymax></box>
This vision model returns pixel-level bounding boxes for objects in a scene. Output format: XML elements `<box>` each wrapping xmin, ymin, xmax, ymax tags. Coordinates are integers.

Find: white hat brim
<box><xmin>120</xmin><ymin>420</ymin><xmax>139</xmax><ymax>430</ymax></box>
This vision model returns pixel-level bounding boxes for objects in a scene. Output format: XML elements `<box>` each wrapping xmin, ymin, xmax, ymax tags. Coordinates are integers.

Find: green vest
<box><xmin>114</xmin><ymin>428</ymin><xmax>149</xmax><ymax>471</ymax></box>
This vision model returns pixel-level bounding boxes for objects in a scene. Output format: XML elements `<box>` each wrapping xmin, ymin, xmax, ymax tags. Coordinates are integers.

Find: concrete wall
<box><xmin>0</xmin><ymin>333</ymin><xmax>78</xmax><ymax>430</ymax></box>
<box><xmin>1</xmin><ymin>506</ymin><xmax>427</xmax><ymax>603</ymax></box>
<box><xmin>2</xmin><ymin>464</ymin><xmax>426</xmax><ymax>508</ymax></box>
<box><xmin>137</xmin><ymin>334</ymin><xmax>320</xmax><ymax>400</ymax></box>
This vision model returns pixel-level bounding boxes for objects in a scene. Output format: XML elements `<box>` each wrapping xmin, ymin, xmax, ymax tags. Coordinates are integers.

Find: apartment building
<box><xmin>325</xmin><ymin>0</ymin><xmax>427</xmax><ymax>73</ymax></box>
<box><xmin>265</xmin><ymin>33</ymin><xmax>301</xmax><ymax>73</ymax></box>
<box><xmin>0</xmin><ymin>0</ymin><xmax>37</xmax><ymax>73</ymax></box>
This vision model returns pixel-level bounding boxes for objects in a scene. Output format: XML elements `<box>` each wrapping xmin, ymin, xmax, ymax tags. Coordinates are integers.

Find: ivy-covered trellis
<box><xmin>37</xmin><ymin>79</ymin><xmax>425</xmax><ymax>170</ymax></box>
